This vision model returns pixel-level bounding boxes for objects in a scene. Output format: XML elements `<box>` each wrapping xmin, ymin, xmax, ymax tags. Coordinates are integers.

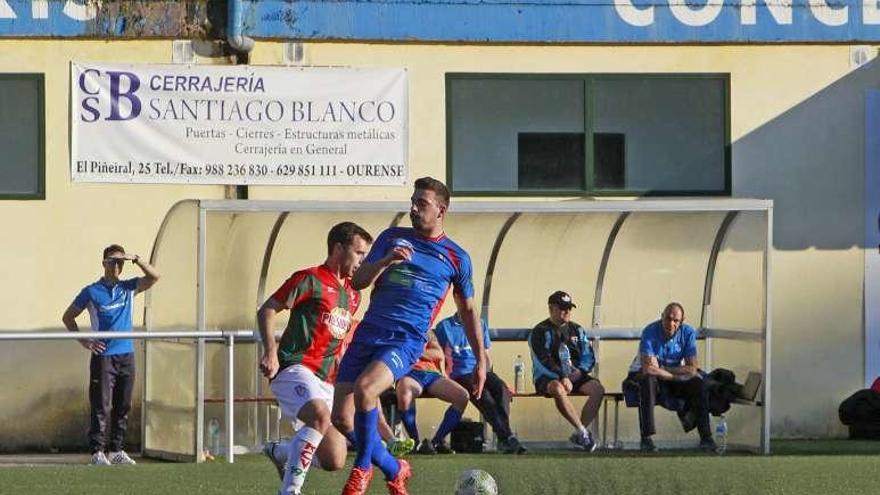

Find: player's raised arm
<box><xmin>127</xmin><ymin>254</ymin><xmax>160</xmax><ymax>294</ymax></box>
<box><xmin>454</xmin><ymin>292</ymin><xmax>486</xmax><ymax>399</ymax></box>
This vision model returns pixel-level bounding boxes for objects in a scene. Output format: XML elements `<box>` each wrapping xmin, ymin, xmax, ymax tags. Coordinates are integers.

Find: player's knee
<box><xmin>312</xmin><ymin>411</ymin><xmax>332</xmax><ymax>433</ymax></box>
<box><xmin>548</xmin><ymin>382</ymin><xmax>566</xmax><ymax>397</ymax></box>
<box><xmin>354</xmin><ymin>376</ymin><xmax>384</xmax><ymax>402</ymax></box>
<box><xmin>320</xmin><ymin>451</ymin><xmax>346</xmax><ymax>471</ymax></box>
<box><xmin>397</xmin><ymin>391</ymin><xmax>413</xmax><ymax>409</ymax></box>
<box><xmin>453</xmin><ymin>389</ymin><xmax>470</xmax><ymax>410</ymax></box>
<box><xmin>330</xmin><ymin>411</ymin><xmax>352</xmax><ymax>434</ymax></box>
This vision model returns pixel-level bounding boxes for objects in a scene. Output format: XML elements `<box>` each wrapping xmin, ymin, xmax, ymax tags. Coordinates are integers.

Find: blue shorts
<box><xmin>402</xmin><ymin>369</ymin><xmax>443</xmax><ymax>392</ymax></box>
<box><xmin>337</xmin><ymin>339</ymin><xmax>423</xmax><ymax>383</ymax></box>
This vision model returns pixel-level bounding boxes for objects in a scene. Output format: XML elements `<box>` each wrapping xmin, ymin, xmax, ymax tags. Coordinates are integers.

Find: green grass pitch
<box><xmin>1</xmin><ymin>441</ymin><xmax>879</xmax><ymax>494</ymax></box>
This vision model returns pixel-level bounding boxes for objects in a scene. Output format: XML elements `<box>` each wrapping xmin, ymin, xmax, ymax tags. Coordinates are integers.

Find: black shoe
<box><xmin>640</xmin><ymin>437</ymin><xmax>658</xmax><ymax>453</ymax></box>
<box><xmin>433</xmin><ymin>442</ymin><xmax>455</xmax><ymax>455</ymax></box>
<box><xmin>699</xmin><ymin>437</ymin><xmax>718</xmax><ymax>453</ymax></box>
<box><xmin>500</xmin><ymin>436</ymin><xmax>527</xmax><ymax>455</ymax></box>
<box><xmin>416</xmin><ymin>439</ymin><xmax>436</xmax><ymax>455</ymax></box>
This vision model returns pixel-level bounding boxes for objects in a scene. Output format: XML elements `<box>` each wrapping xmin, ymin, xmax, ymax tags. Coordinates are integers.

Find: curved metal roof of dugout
<box><xmin>148</xmin><ymin>198</ymin><xmax>770</xmax><ymax>334</ymax></box>
<box><xmin>144</xmin><ymin>198</ymin><xmax>772</xmax><ymax>458</ymax></box>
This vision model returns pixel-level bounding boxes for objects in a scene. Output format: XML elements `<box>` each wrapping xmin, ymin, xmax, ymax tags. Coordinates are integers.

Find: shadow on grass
<box><xmin>770</xmin><ymin>439</ymin><xmax>880</xmax><ymax>456</ymax></box>
<box><xmin>490</xmin><ymin>439</ymin><xmax>880</xmax><ymax>457</ymax></box>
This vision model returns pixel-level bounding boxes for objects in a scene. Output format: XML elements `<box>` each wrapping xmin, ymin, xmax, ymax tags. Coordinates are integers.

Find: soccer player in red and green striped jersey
<box><xmin>258</xmin><ymin>221</ymin><xmax>373</xmax><ymax>495</ymax></box>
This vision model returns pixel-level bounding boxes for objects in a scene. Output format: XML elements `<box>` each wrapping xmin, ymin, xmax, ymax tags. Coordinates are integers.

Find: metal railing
<box><xmin>0</xmin><ymin>329</ymin><xmax>252</xmax><ymax>464</ymax></box>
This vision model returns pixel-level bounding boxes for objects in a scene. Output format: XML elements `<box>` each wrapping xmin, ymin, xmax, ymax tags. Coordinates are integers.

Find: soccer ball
<box><xmin>454</xmin><ymin>469</ymin><xmax>498</xmax><ymax>495</ymax></box>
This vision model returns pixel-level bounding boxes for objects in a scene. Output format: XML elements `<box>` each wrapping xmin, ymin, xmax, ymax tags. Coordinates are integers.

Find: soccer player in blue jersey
<box><xmin>332</xmin><ymin>177</ymin><xmax>487</xmax><ymax>495</ymax></box>
<box><xmin>62</xmin><ymin>244</ymin><xmax>160</xmax><ymax>466</ymax></box>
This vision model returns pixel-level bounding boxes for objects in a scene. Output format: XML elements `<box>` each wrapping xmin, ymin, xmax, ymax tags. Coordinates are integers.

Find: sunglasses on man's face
<box><xmin>105</xmin><ymin>258</ymin><xmax>126</xmax><ymax>267</ymax></box>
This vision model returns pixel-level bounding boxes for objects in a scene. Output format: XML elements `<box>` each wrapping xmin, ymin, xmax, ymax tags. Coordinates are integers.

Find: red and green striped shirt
<box><xmin>270</xmin><ymin>264</ymin><xmax>361</xmax><ymax>383</ymax></box>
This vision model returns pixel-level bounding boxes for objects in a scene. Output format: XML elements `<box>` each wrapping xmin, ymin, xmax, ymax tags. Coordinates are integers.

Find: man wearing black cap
<box><xmin>527</xmin><ymin>291</ymin><xmax>605</xmax><ymax>451</ymax></box>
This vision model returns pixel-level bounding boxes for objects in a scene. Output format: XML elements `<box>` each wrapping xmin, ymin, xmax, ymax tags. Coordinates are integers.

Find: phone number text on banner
<box><xmin>70</xmin><ymin>63</ymin><xmax>408</xmax><ymax>185</ymax></box>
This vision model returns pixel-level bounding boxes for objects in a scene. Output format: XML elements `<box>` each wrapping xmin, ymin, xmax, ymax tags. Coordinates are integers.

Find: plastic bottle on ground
<box><xmin>715</xmin><ymin>415</ymin><xmax>728</xmax><ymax>455</ymax></box>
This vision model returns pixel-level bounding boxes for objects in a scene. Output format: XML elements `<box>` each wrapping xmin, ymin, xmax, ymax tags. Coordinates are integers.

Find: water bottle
<box><xmin>558</xmin><ymin>342</ymin><xmax>572</xmax><ymax>376</ymax></box>
<box><xmin>715</xmin><ymin>415</ymin><xmax>728</xmax><ymax>455</ymax></box>
<box><xmin>513</xmin><ymin>355</ymin><xmax>525</xmax><ymax>393</ymax></box>
<box><xmin>208</xmin><ymin>417</ymin><xmax>221</xmax><ymax>455</ymax></box>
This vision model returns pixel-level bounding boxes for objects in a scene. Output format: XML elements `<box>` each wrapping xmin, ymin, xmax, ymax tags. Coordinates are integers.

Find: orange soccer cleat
<box><xmin>385</xmin><ymin>459</ymin><xmax>412</xmax><ymax>495</ymax></box>
<box><xmin>341</xmin><ymin>466</ymin><xmax>374</xmax><ymax>495</ymax></box>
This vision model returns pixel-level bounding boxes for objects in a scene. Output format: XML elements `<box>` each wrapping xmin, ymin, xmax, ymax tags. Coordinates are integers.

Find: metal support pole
<box><xmin>226</xmin><ymin>332</ymin><xmax>235</xmax><ymax>463</ymax></box>
<box><xmin>763</xmin><ymin>208</ymin><xmax>773</xmax><ymax>455</ymax></box>
<box><xmin>196</xmin><ymin>206</ymin><xmax>207</xmax><ymax>462</ymax></box>
<box><xmin>593</xmin><ymin>212</ymin><xmax>630</xmax><ymax>328</ymax></box>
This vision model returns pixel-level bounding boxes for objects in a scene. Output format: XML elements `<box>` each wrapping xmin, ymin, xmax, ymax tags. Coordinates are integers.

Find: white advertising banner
<box><xmin>70</xmin><ymin>62</ymin><xmax>407</xmax><ymax>185</ymax></box>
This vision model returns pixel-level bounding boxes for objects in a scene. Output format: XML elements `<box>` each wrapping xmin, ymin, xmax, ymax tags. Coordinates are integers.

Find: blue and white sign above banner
<box><xmin>8</xmin><ymin>1</ymin><xmax>880</xmax><ymax>43</ymax></box>
<box><xmin>70</xmin><ymin>63</ymin><xmax>408</xmax><ymax>186</ymax></box>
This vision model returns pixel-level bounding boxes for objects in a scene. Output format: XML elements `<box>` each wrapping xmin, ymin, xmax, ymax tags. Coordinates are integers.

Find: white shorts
<box><xmin>270</xmin><ymin>364</ymin><xmax>335</xmax><ymax>428</ymax></box>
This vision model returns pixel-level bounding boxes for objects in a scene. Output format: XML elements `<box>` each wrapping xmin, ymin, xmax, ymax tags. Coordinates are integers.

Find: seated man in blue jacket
<box><xmin>434</xmin><ymin>313</ymin><xmax>526</xmax><ymax>454</ymax></box>
<box><xmin>528</xmin><ymin>291</ymin><xmax>604</xmax><ymax>452</ymax></box>
<box><xmin>628</xmin><ymin>302</ymin><xmax>716</xmax><ymax>453</ymax></box>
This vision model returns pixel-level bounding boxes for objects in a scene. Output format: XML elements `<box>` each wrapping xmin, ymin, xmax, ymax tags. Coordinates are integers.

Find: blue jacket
<box><xmin>528</xmin><ymin>319</ymin><xmax>595</xmax><ymax>382</ymax></box>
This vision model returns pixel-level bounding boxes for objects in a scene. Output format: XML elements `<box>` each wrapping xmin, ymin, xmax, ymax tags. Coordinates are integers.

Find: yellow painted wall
<box><xmin>0</xmin><ymin>40</ymin><xmax>228</xmax><ymax>452</ymax></box>
<box><xmin>0</xmin><ymin>40</ymin><xmax>871</xmax><ymax>450</ymax></box>
<box><xmin>246</xmin><ymin>42</ymin><xmax>868</xmax><ymax>440</ymax></box>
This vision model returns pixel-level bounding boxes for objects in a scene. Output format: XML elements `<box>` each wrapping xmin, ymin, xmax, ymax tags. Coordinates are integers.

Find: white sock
<box><xmin>577</xmin><ymin>425</ymin><xmax>588</xmax><ymax>437</ymax></box>
<box><xmin>281</xmin><ymin>426</ymin><xmax>323</xmax><ymax>495</ymax></box>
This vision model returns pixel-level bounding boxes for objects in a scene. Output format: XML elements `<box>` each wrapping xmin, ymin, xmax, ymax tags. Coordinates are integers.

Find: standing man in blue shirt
<box><xmin>332</xmin><ymin>177</ymin><xmax>486</xmax><ymax>495</ymax></box>
<box><xmin>628</xmin><ymin>302</ymin><xmax>716</xmax><ymax>453</ymax></box>
<box><xmin>528</xmin><ymin>291</ymin><xmax>604</xmax><ymax>452</ymax></box>
<box><xmin>434</xmin><ymin>313</ymin><xmax>526</xmax><ymax>454</ymax></box>
<box><xmin>62</xmin><ymin>244</ymin><xmax>160</xmax><ymax>466</ymax></box>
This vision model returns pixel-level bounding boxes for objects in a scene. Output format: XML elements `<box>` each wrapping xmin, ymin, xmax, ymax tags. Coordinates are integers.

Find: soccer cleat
<box><xmin>388</xmin><ymin>438</ymin><xmax>416</xmax><ymax>458</ymax></box>
<box><xmin>109</xmin><ymin>450</ymin><xmax>136</xmax><ymax>465</ymax></box>
<box><xmin>341</xmin><ymin>466</ymin><xmax>374</xmax><ymax>495</ymax></box>
<box><xmin>262</xmin><ymin>441</ymin><xmax>285</xmax><ymax>480</ymax></box>
<box><xmin>500</xmin><ymin>435</ymin><xmax>527</xmax><ymax>455</ymax></box>
<box><xmin>432</xmin><ymin>442</ymin><xmax>455</xmax><ymax>455</ymax></box>
<box><xmin>415</xmin><ymin>439</ymin><xmax>436</xmax><ymax>455</ymax></box>
<box><xmin>640</xmin><ymin>437</ymin><xmax>658</xmax><ymax>453</ymax></box>
<box><xmin>90</xmin><ymin>451</ymin><xmax>111</xmax><ymax>466</ymax></box>
<box><xmin>385</xmin><ymin>459</ymin><xmax>412</xmax><ymax>495</ymax></box>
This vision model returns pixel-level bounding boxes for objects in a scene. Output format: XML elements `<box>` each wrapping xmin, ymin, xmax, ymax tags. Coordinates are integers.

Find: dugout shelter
<box><xmin>144</xmin><ymin>198</ymin><xmax>771</xmax><ymax>461</ymax></box>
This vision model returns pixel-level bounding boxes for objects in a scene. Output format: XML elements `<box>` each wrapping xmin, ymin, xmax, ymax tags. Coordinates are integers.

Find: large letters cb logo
<box><xmin>78</xmin><ymin>68</ymin><xmax>142</xmax><ymax>122</ymax></box>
